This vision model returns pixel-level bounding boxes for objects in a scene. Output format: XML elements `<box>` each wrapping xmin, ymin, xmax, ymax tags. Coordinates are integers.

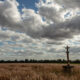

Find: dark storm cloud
<box><xmin>26</xmin><ymin>0</ymin><xmax>80</xmax><ymax>40</ymax></box>
<box><xmin>0</xmin><ymin>0</ymin><xmax>80</xmax><ymax>42</ymax></box>
<box><xmin>53</xmin><ymin>0</ymin><xmax>80</xmax><ymax>8</ymax></box>
<box><xmin>40</xmin><ymin>16</ymin><xmax>80</xmax><ymax>40</ymax></box>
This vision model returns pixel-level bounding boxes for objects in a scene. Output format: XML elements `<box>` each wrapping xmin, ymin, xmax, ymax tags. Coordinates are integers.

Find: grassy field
<box><xmin>0</xmin><ymin>63</ymin><xmax>79</xmax><ymax>80</ymax></box>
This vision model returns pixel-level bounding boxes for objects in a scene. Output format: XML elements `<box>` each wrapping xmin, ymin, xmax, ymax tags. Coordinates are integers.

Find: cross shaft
<box><xmin>65</xmin><ymin>46</ymin><xmax>70</xmax><ymax>66</ymax></box>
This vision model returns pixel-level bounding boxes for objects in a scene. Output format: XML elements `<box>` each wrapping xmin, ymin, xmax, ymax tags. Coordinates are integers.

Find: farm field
<box><xmin>0</xmin><ymin>63</ymin><xmax>79</xmax><ymax>80</ymax></box>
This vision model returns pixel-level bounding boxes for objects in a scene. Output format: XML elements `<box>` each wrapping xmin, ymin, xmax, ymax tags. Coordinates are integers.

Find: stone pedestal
<box><xmin>63</xmin><ymin>65</ymin><xmax>74</xmax><ymax>72</ymax></box>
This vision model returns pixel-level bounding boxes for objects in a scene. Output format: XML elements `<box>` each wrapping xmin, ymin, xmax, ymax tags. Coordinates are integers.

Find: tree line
<box><xmin>0</xmin><ymin>59</ymin><xmax>80</xmax><ymax>63</ymax></box>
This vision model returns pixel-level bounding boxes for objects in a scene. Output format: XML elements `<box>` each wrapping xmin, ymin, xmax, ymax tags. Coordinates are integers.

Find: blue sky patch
<box><xmin>6</xmin><ymin>41</ymin><xmax>16</xmax><ymax>45</ymax></box>
<box><xmin>64</xmin><ymin>12</ymin><xmax>71</xmax><ymax>18</ymax></box>
<box><xmin>12</xmin><ymin>47</ymin><xmax>25</xmax><ymax>50</ymax></box>
<box><xmin>17</xmin><ymin>0</ymin><xmax>39</xmax><ymax>12</ymax></box>
<box><xmin>0</xmin><ymin>42</ymin><xmax>4</xmax><ymax>46</ymax></box>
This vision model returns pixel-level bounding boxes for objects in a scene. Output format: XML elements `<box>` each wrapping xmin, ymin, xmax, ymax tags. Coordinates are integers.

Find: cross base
<box><xmin>63</xmin><ymin>65</ymin><xmax>74</xmax><ymax>72</ymax></box>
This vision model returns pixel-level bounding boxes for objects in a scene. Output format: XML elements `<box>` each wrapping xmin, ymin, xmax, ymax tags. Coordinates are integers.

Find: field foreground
<box><xmin>0</xmin><ymin>63</ymin><xmax>79</xmax><ymax>80</ymax></box>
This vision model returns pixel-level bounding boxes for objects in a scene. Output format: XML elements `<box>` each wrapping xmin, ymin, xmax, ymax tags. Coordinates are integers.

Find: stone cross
<box><xmin>65</xmin><ymin>46</ymin><xmax>70</xmax><ymax>66</ymax></box>
<box><xmin>63</xmin><ymin>46</ymin><xmax>74</xmax><ymax>71</ymax></box>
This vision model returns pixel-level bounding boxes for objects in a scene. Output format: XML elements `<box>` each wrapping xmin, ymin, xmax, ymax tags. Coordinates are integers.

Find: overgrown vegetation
<box><xmin>0</xmin><ymin>63</ymin><xmax>79</xmax><ymax>80</ymax></box>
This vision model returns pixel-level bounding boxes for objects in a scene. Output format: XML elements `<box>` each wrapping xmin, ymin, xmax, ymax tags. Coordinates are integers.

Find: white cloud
<box><xmin>0</xmin><ymin>0</ymin><xmax>24</xmax><ymax>31</ymax></box>
<box><xmin>0</xmin><ymin>0</ymin><xmax>80</xmax><ymax>41</ymax></box>
<box><xmin>0</xmin><ymin>0</ymin><xmax>80</xmax><ymax>60</ymax></box>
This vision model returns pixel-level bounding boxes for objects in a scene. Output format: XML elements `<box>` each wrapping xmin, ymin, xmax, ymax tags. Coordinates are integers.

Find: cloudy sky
<box><xmin>0</xmin><ymin>0</ymin><xmax>80</xmax><ymax>60</ymax></box>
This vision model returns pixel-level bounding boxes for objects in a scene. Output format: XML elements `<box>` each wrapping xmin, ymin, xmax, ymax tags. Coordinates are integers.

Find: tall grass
<box><xmin>0</xmin><ymin>63</ymin><xmax>79</xmax><ymax>80</ymax></box>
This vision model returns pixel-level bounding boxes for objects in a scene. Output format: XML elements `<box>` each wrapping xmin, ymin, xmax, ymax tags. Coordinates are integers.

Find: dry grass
<box><xmin>0</xmin><ymin>63</ymin><xmax>79</xmax><ymax>80</ymax></box>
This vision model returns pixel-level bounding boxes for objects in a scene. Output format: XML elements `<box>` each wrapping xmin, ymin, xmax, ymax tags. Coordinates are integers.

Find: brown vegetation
<box><xmin>0</xmin><ymin>63</ymin><xmax>79</xmax><ymax>80</ymax></box>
